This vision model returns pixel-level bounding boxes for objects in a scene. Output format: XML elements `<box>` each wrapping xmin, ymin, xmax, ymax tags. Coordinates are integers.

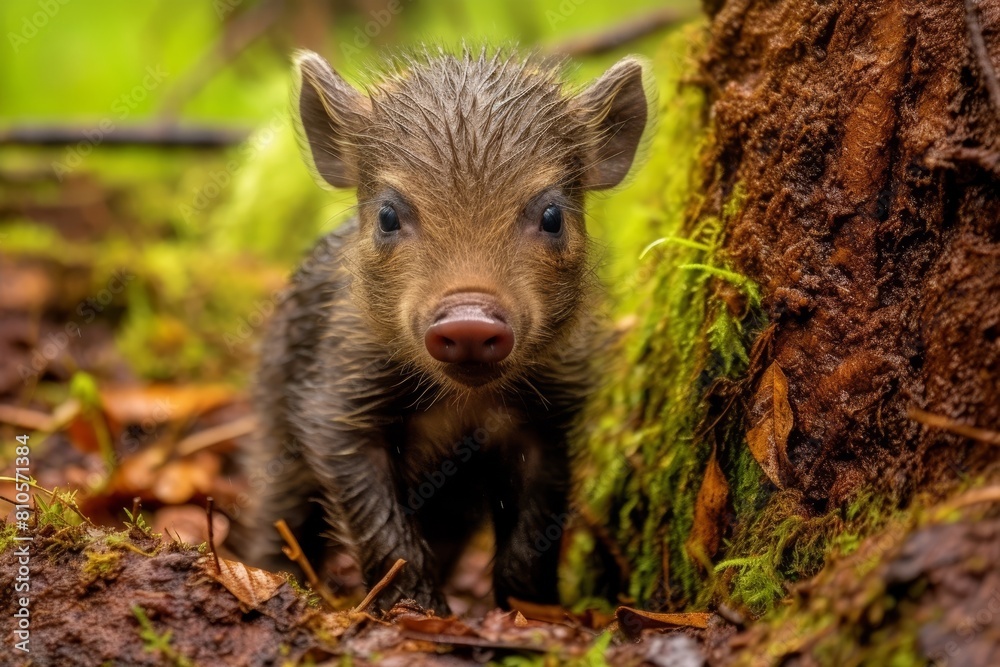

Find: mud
<box><xmin>701</xmin><ymin>0</ymin><xmax>1000</xmax><ymax>503</ymax></box>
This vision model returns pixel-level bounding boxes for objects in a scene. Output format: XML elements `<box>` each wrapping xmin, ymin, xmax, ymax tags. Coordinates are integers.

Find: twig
<box><xmin>131</xmin><ymin>497</ymin><xmax>141</xmax><ymax>521</ymax></box>
<box><xmin>207</xmin><ymin>497</ymin><xmax>221</xmax><ymax>573</ymax></box>
<box><xmin>908</xmin><ymin>407</ymin><xmax>1000</xmax><ymax>446</ymax></box>
<box><xmin>353</xmin><ymin>558</ymin><xmax>406</xmax><ymax>614</ymax></box>
<box><xmin>936</xmin><ymin>486</ymin><xmax>1000</xmax><ymax>517</ymax></box>
<box><xmin>274</xmin><ymin>518</ymin><xmax>338</xmax><ymax>609</ymax></box>
<box><xmin>157</xmin><ymin>0</ymin><xmax>285</xmax><ymax>120</ymax></box>
<box><xmin>176</xmin><ymin>414</ymin><xmax>258</xmax><ymax>457</ymax></box>
<box><xmin>0</xmin><ymin>124</ymin><xmax>248</xmax><ymax>148</ymax></box>
<box><xmin>0</xmin><ymin>477</ymin><xmax>92</xmax><ymax>525</ymax></box>
<box><xmin>0</xmin><ymin>404</ymin><xmax>54</xmax><ymax>432</ymax></box>
<box><xmin>965</xmin><ymin>0</ymin><xmax>1000</xmax><ymax>117</ymax></box>
<box><xmin>549</xmin><ymin>7</ymin><xmax>692</xmax><ymax>57</ymax></box>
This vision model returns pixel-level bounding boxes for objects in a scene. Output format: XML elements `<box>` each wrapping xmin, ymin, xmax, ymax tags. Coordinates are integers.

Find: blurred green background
<box><xmin>1</xmin><ymin>0</ymin><xmax>728</xmax><ymax>612</ymax></box>
<box><xmin>0</xmin><ymin>0</ymin><xmax>700</xmax><ymax>388</ymax></box>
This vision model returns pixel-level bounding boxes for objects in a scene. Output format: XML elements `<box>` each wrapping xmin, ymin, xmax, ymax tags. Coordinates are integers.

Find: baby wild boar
<box><xmin>235</xmin><ymin>48</ymin><xmax>653</xmax><ymax>612</ymax></box>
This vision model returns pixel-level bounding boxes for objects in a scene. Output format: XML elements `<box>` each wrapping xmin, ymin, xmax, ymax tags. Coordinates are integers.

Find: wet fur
<box><xmin>229</xmin><ymin>48</ymin><xmax>651</xmax><ymax>612</ymax></box>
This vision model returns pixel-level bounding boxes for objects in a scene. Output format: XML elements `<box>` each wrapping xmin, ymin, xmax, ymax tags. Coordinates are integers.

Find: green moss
<box><xmin>284</xmin><ymin>572</ymin><xmax>323</xmax><ymax>608</ymax></box>
<box><xmin>716</xmin><ymin>486</ymin><xmax>907</xmax><ymax>616</ymax></box>
<box><xmin>81</xmin><ymin>546</ymin><xmax>123</xmax><ymax>584</ymax></box>
<box><xmin>570</xmin><ymin>23</ymin><xmax>766</xmax><ymax>609</ymax></box>
<box><xmin>720</xmin><ymin>496</ymin><xmax>979</xmax><ymax>667</ymax></box>
<box><xmin>133</xmin><ymin>604</ymin><xmax>194</xmax><ymax>667</ymax></box>
<box><xmin>570</xmin><ymin>22</ymin><xmax>922</xmax><ymax>619</ymax></box>
<box><xmin>0</xmin><ymin>522</ymin><xmax>17</xmax><ymax>553</ymax></box>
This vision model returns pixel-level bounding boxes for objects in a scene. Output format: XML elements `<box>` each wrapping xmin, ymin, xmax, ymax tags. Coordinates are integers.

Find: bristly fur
<box><xmin>361</xmin><ymin>48</ymin><xmax>581</xmax><ymax>195</ymax></box>
<box><xmin>229</xmin><ymin>46</ymin><xmax>654</xmax><ymax>614</ymax></box>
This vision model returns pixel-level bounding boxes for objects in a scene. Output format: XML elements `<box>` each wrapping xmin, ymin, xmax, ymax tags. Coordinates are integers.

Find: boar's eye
<box><xmin>378</xmin><ymin>205</ymin><xmax>400</xmax><ymax>233</ymax></box>
<box><xmin>540</xmin><ymin>204</ymin><xmax>563</xmax><ymax>235</ymax></box>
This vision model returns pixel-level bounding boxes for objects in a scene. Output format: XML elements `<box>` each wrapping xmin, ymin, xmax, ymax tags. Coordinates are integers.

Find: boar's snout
<box><xmin>424</xmin><ymin>294</ymin><xmax>514</xmax><ymax>368</ymax></box>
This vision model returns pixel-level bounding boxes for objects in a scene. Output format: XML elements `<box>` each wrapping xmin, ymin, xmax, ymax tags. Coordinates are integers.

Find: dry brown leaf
<box><xmin>208</xmin><ymin>557</ymin><xmax>285</xmax><ymax>611</ymax></box>
<box><xmin>100</xmin><ymin>384</ymin><xmax>236</xmax><ymax>427</ymax></box>
<box><xmin>396</xmin><ymin>616</ymin><xmax>479</xmax><ymax>637</ymax></box>
<box><xmin>577</xmin><ymin>608</ymin><xmax>618</xmax><ymax>630</ymax></box>
<box><xmin>685</xmin><ymin>446</ymin><xmax>730</xmax><ymax>563</ymax></box>
<box><xmin>615</xmin><ymin>606</ymin><xmax>712</xmax><ymax>639</ymax></box>
<box><xmin>0</xmin><ymin>263</ymin><xmax>54</xmax><ymax>310</ymax></box>
<box><xmin>508</xmin><ymin>597</ymin><xmax>570</xmax><ymax>624</ymax></box>
<box><xmin>508</xmin><ymin>597</ymin><xmax>618</xmax><ymax>630</ymax></box>
<box><xmin>745</xmin><ymin>361</ymin><xmax>794</xmax><ymax>487</ymax></box>
<box><xmin>152</xmin><ymin>460</ymin><xmax>198</xmax><ymax>504</ymax></box>
<box><xmin>110</xmin><ymin>443</ymin><xmax>170</xmax><ymax>496</ymax></box>
<box><xmin>148</xmin><ymin>451</ymin><xmax>220</xmax><ymax>504</ymax></box>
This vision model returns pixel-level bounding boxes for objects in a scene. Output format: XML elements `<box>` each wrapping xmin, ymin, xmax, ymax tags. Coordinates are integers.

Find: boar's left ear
<box><xmin>293</xmin><ymin>50</ymin><xmax>371</xmax><ymax>189</ymax></box>
<box><xmin>572</xmin><ymin>56</ymin><xmax>656</xmax><ymax>190</ymax></box>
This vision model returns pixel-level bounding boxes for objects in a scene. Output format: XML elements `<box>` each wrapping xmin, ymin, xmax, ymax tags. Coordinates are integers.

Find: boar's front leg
<box><xmin>312</xmin><ymin>433</ymin><xmax>448</xmax><ymax>614</ymax></box>
<box><xmin>489</xmin><ymin>431</ymin><xmax>570</xmax><ymax>608</ymax></box>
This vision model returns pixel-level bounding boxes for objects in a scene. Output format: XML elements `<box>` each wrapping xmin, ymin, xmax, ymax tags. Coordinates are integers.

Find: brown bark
<box><xmin>702</xmin><ymin>0</ymin><xmax>1000</xmax><ymax>504</ymax></box>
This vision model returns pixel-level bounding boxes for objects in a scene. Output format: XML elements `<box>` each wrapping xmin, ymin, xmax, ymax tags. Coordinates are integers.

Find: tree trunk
<box><xmin>703</xmin><ymin>0</ymin><xmax>1000</xmax><ymax>505</ymax></box>
<box><xmin>572</xmin><ymin>0</ymin><xmax>1000</xmax><ymax>634</ymax></box>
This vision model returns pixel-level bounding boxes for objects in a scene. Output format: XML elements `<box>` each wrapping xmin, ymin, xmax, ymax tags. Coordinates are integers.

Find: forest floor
<box><xmin>3</xmin><ymin>228</ymin><xmax>999</xmax><ymax>665</ymax></box>
<box><xmin>0</xmin><ymin>245</ymin><xmax>729</xmax><ymax>663</ymax></box>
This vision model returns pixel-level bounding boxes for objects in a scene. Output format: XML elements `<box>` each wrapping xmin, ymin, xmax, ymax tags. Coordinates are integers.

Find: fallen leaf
<box><xmin>686</xmin><ymin>446</ymin><xmax>730</xmax><ymax>563</ymax></box>
<box><xmin>0</xmin><ymin>262</ymin><xmax>54</xmax><ymax>310</ymax></box>
<box><xmin>577</xmin><ymin>608</ymin><xmax>618</xmax><ymax>630</ymax></box>
<box><xmin>615</xmin><ymin>607</ymin><xmax>712</xmax><ymax>640</ymax></box>
<box><xmin>100</xmin><ymin>384</ymin><xmax>236</xmax><ymax>427</ymax></box>
<box><xmin>208</xmin><ymin>557</ymin><xmax>285</xmax><ymax>611</ymax></box>
<box><xmin>110</xmin><ymin>442</ymin><xmax>170</xmax><ymax>495</ymax></box>
<box><xmin>397</xmin><ymin>616</ymin><xmax>478</xmax><ymax>637</ymax></box>
<box><xmin>508</xmin><ymin>597</ymin><xmax>617</xmax><ymax>630</ymax></box>
<box><xmin>745</xmin><ymin>361</ymin><xmax>794</xmax><ymax>487</ymax></box>
<box><xmin>151</xmin><ymin>451</ymin><xmax>220</xmax><ymax>504</ymax></box>
<box><xmin>508</xmin><ymin>597</ymin><xmax>569</xmax><ymax>624</ymax></box>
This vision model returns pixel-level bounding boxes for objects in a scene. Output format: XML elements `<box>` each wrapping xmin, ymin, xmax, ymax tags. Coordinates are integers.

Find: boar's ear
<box><xmin>572</xmin><ymin>56</ymin><xmax>656</xmax><ymax>190</ymax></box>
<box><xmin>293</xmin><ymin>51</ymin><xmax>370</xmax><ymax>189</ymax></box>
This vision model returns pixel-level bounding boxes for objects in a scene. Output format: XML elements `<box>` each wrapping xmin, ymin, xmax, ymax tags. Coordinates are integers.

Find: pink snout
<box><xmin>424</xmin><ymin>298</ymin><xmax>514</xmax><ymax>364</ymax></box>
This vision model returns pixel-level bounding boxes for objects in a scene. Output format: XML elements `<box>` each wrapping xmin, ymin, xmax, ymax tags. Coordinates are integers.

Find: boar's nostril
<box><xmin>425</xmin><ymin>306</ymin><xmax>514</xmax><ymax>364</ymax></box>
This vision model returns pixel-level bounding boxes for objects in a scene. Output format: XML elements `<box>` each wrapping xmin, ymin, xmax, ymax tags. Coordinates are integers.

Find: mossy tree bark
<box><xmin>703</xmin><ymin>0</ymin><xmax>1000</xmax><ymax>505</ymax></box>
<box><xmin>573</xmin><ymin>0</ymin><xmax>1000</xmax><ymax>625</ymax></box>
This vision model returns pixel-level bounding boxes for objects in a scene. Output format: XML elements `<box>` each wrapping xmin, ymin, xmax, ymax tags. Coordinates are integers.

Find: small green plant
<box><xmin>123</xmin><ymin>506</ymin><xmax>153</xmax><ymax>537</ymax></box>
<box><xmin>132</xmin><ymin>605</ymin><xmax>193</xmax><ymax>667</ymax></box>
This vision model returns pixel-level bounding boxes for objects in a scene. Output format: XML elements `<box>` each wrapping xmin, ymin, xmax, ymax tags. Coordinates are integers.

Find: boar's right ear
<box><xmin>293</xmin><ymin>51</ymin><xmax>370</xmax><ymax>189</ymax></box>
<box><xmin>572</xmin><ymin>56</ymin><xmax>656</xmax><ymax>191</ymax></box>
